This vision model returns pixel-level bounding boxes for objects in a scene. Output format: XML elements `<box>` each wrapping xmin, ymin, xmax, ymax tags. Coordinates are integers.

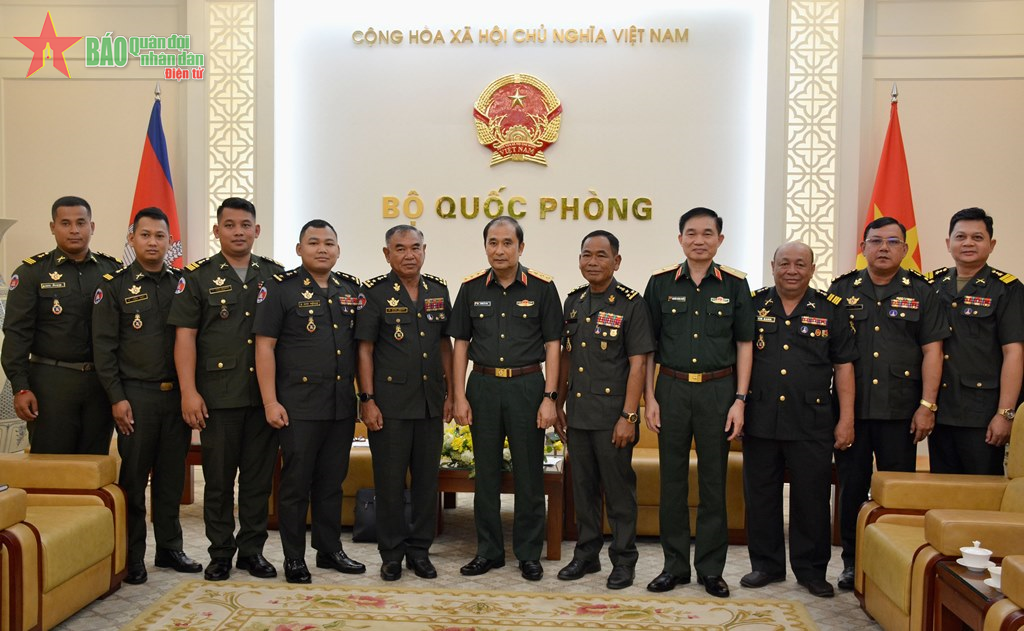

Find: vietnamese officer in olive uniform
<box><xmin>2</xmin><ymin>195</ymin><xmax>120</xmax><ymax>455</ymax></box>
<box><xmin>927</xmin><ymin>207</ymin><xmax>1024</xmax><ymax>475</ymax></box>
<box><xmin>740</xmin><ymin>242</ymin><xmax>857</xmax><ymax>599</ymax></box>
<box><xmin>254</xmin><ymin>219</ymin><xmax>366</xmax><ymax>584</ymax></box>
<box><xmin>828</xmin><ymin>217</ymin><xmax>948</xmax><ymax>591</ymax></box>
<box><xmin>168</xmin><ymin>197</ymin><xmax>284</xmax><ymax>581</ymax></box>
<box><xmin>450</xmin><ymin>216</ymin><xmax>562</xmax><ymax>581</ymax></box>
<box><xmin>356</xmin><ymin>225</ymin><xmax>453</xmax><ymax>582</ymax></box>
<box><xmin>643</xmin><ymin>207</ymin><xmax>753</xmax><ymax>599</ymax></box>
<box><xmin>92</xmin><ymin>207</ymin><xmax>202</xmax><ymax>585</ymax></box>
<box><xmin>555</xmin><ymin>230</ymin><xmax>654</xmax><ymax>590</ymax></box>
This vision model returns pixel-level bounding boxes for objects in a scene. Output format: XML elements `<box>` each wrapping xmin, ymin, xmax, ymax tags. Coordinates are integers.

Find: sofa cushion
<box><xmin>25</xmin><ymin>505</ymin><xmax>113</xmax><ymax>592</ymax></box>
<box><xmin>0</xmin><ymin>487</ymin><xmax>27</xmax><ymax>530</ymax></box>
<box><xmin>0</xmin><ymin>454</ymin><xmax>117</xmax><ymax>489</ymax></box>
<box><xmin>862</xmin><ymin>522</ymin><xmax>927</xmax><ymax>614</ymax></box>
<box><xmin>925</xmin><ymin>509</ymin><xmax>1024</xmax><ymax>556</ymax></box>
<box><xmin>871</xmin><ymin>471</ymin><xmax>1007</xmax><ymax>511</ymax></box>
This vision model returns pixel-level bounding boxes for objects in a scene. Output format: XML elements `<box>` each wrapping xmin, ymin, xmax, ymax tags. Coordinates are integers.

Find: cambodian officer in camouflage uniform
<box><xmin>92</xmin><ymin>207</ymin><xmax>202</xmax><ymax>585</ymax></box>
<box><xmin>828</xmin><ymin>217</ymin><xmax>948</xmax><ymax>590</ymax></box>
<box><xmin>168</xmin><ymin>197</ymin><xmax>283</xmax><ymax>581</ymax></box>
<box><xmin>928</xmin><ymin>207</ymin><xmax>1024</xmax><ymax>474</ymax></box>
<box><xmin>643</xmin><ymin>207</ymin><xmax>753</xmax><ymax>599</ymax></box>
<box><xmin>356</xmin><ymin>225</ymin><xmax>453</xmax><ymax>582</ymax></box>
<box><xmin>2</xmin><ymin>195</ymin><xmax>120</xmax><ymax>454</ymax></box>
<box><xmin>450</xmin><ymin>216</ymin><xmax>562</xmax><ymax>581</ymax></box>
<box><xmin>740</xmin><ymin>242</ymin><xmax>857</xmax><ymax>599</ymax></box>
<box><xmin>555</xmin><ymin>230</ymin><xmax>654</xmax><ymax>590</ymax></box>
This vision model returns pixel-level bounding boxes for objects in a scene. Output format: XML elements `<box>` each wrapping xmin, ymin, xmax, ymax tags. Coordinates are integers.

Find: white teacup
<box><xmin>989</xmin><ymin>566</ymin><xmax>1002</xmax><ymax>589</ymax></box>
<box><xmin>961</xmin><ymin>540</ymin><xmax>992</xmax><ymax>568</ymax></box>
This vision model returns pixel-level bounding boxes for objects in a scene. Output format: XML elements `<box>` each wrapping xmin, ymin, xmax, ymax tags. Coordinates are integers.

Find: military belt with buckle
<box><xmin>29</xmin><ymin>355</ymin><xmax>94</xmax><ymax>372</ymax></box>
<box><xmin>661</xmin><ymin>366</ymin><xmax>734</xmax><ymax>383</ymax></box>
<box><xmin>472</xmin><ymin>364</ymin><xmax>542</xmax><ymax>379</ymax></box>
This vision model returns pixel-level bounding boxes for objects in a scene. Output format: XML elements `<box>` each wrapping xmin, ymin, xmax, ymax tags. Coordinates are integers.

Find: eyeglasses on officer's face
<box><xmin>863</xmin><ymin>237</ymin><xmax>905</xmax><ymax>248</ymax></box>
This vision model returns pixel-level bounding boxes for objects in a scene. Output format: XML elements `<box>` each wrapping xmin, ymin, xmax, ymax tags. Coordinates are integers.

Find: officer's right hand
<box><xmin>181</xmin><ymin>390</ymin><xmax>209</xmax><ymax>430</ymax></box>
<box><xmin>361</xmin><ymin>401</ymin><xmax>384</xmax><ymax>432</ymax></box>
<box><xmin>265</xmin><ymin>401</ymin><xmax>289</xmax><ymax>429</ymax></box>
<box><xmin>112</xmin><ymin>400</ymin><xmax>135</xmax><ymax>435</ymax></box>
<box><xmin>13</xmin><ymin>390</ymin><xmax>38</xmax><ymax>422</ymax></box>
<box><xmin>644</xmin><ymin>397</ymin><xmax>661</xmax><ymax>434</ymax></box>
<box><xmin>453</xmin><ymin>396</ymin><xmax>473</xmax><ymax>426</ymax></box>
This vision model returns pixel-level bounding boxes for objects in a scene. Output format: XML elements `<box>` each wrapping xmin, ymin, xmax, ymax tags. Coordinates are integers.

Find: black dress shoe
<box><xmin>646</xmin><ymin>571</ymin><xmax>689</xmax><ymax>592</ymax></box>
<box><xmin>237</xmin><ymin>553</ymin><xmax>277</xmax><ymax>578</ymax></box>
<box><xmin>698</xmin><ymin>575</ymin><xmax>731</xmax><ymax>598</ymax></box>
<box><xmin>316</xmin><ymin>550</ymin><xmax>367</xmax><ymax>574</ymax></box>
<box><xmin>285</xmin><ymin>558</ymin><xmax>311</xmax><ymax>584</ymax></box>
<box><xmin>740</xmin><ymin>570</ymin><xmax>785</xmax><ymax>588</ymax></box>
<box><xmin>460</xmin><ymin>556</ymin><xmax>505</xmax><ymax>576</ymax></box>
<box><xmin>124</xmin><ymin>562</ymin><xmax>148</xmax><ymax>585</ymax></box>
<box><xmin>204</xmin><ymin>557</ymin><xmax>232</xmax><ymax>581</ymax></box>
<box><xmin>557</xmin><ymin>558</ymin><xmax>601</xmax><ymax>581</ymax></box>
<box><xmin>381</xmin><ymin>561</ymin><xmax>403</xmax><ymax>581</ymax></box>
<box><xmin>406</xmin><ymin>556</ymin><xmax>437</xmax><ymax>579</ymax></box>
<box><xmin>155</xmin><ymin>549</ymin><xmax>203</xmax><ymax>573</ymax></box>
<box><xmin>607</xmin><ymin>565</ymin><xmax>635</xmax><ymax>590</ymax></box>
<box><xmin>520</xmin><ymin>560</ymin><xmax>543</xmax><ymax>581</ymax></box>
<box><xmin>798</xmin><ymin>578</ymin><xmax>836</xmax><ymax>598</ymax></box>
<box><xmin>837</xmin><ymin>566</ymin><xmax>855</xmax><ymax>590</ymax></box>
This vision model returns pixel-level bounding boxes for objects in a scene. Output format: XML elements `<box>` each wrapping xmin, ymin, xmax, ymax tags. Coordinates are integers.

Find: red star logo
<box><xmin>15</xmin><ymin>12</ymin><xmax>82</xmax><ymax>78</ymax></box>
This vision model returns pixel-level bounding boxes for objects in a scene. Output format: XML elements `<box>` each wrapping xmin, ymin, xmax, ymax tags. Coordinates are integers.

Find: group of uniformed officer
<box><xmin>4</xmin><ymin>197</ymin><xmax>1019</xmax><ymax>596</ymax></box>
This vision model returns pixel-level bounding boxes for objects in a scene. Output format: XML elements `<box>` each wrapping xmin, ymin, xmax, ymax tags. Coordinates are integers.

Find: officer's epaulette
<box><xmin>526</xmin><ymin>268</ymin><xmax>553</xmax><ymax>283</ymax></box>
<box><xmin>651</xmin><ymin>264</ymin><xmax>678</xmax><ymax>276</ymax></box>
<box><xmin>991</xmin><ymin>268</ymin><xmax>1018</xmax><ymax>285</ymax></box>
<box><xmin>363</xmin><ymin>274</ymin><xmax>388</xmax><ymax>288</ymax></box>
<box><xmin>94</xmin><ymin>251</ymin><xmax>122</xmax><ymax>265</ymax></box>
<box><xmin>717</xmin><ymin>264</ymin><xmax>746</xmax><ymax>279</ymax></box>
<box><xmin>906</xmin><ymin>268</ymin><xmax>931</xmax><ymax>284</ymax></box>
<box><xmin>832</xmin><ymin>268</ymin><xmax>859</xmax><ymax>283</ymax></box>
<box><xmin>102</xmin><ymin>266</ymin><xmax>133</xmax><ymax>282</ymax></box>
<box><xmin>185</xmin><ymin>257</ymin><xmax>211</xmax><ymax>272</ymax></box>
<box><xmin>925</xmin><ymin>267</ymin><xmax>949</xmax><ymax>282</ymax></box>
<box><xmin>273</xmin><ymin>269</ymin><xmax>300</xmax><ymax>283</ymax></box>
<box><xmin>423</xmin><ymin>273</ymin><xmax>447</xmax><ymax>287</ymax></box>
<box><xmin>334</xmin><ymin>271</ymin><xmax>360</xmax><ymax>286</ymax></box>
<box><xmin>568</xmin><ymin>283</ymin><xmax>588</xmax><ymax>296</ymax></box>
<box><xmin>22</xmin><ymin>251</ymin><xmax>49</xmax><ymax>265</ymax></box>
<box><xmin>752</xmin><ymin>286</ymin><xmax>771</xmax><ymax>298</ymax></box>
<box><xmin>615</xmin><ymin>284</ymin><xmax>639</xmax><ymax>300</ymax></box>
<box><xmin>815</xmin><ymin>288</ymin><xmax>842</xmax><ymax>305</ymax></box>
<box><xmin>462</xmin><ymin>268</ymin><xmax>489</xmax><ymax>283</ymax></box>
<box><xmin>256</xmin><ymin>254</ymin><xmax>285</xmax><ymax>268</ymax></box>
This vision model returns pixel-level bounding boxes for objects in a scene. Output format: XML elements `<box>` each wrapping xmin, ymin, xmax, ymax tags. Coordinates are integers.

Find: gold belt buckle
<box><xmin>494</xmin><ymin>367</ymin><xmax>511</xmax><ymax>378</ymax></box>
<box><xmin>688</xmin><ymin>372</ymin><xmax>702</xmax><ymax>383</ymax></box>
<box><xmin>160</xmin><ymin>382</ymin><xmax>174</xmax><ymax>392</ymax></box>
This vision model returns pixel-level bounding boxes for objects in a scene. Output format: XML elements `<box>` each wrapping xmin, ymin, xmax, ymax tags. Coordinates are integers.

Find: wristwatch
<box><xmin>358</xmin><ymin>393</ymin><xmax>375</xmax><ymax>403</ymax></box>
<box><xmin>734</xmin><ymin>393</ymin><xmax>748</xmax><ymax>402</ymax></box>
<box><xmin>544</xmin><ymin>391</ymin><xmax>558</xmax><ymax>401</ymax></box>
<box><xmin>620</xmin><ymin>411</ymin><xmax>639</xmax><ymax>424</ymax></box>
<box><xmin>919</xmin><ymin>398</ymin><xmax>938</xmax><ymax>412</ymax></box>
<box><xmin>999</xmin><ymin>407</ymin><xmax>1016</xmax><ymax>421</ymax></box>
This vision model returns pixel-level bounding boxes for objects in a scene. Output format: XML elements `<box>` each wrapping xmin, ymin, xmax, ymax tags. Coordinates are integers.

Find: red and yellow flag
<box><xmin>856</xmin><ymin>99</ymin><xmax>920</xmax><ymax>271</ymax></box>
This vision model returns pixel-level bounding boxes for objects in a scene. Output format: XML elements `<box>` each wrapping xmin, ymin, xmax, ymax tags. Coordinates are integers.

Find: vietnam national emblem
<box><xmin>474</xmin><ymin>73</ymin><xmax>562</xmax><ymax>166</ymax></box>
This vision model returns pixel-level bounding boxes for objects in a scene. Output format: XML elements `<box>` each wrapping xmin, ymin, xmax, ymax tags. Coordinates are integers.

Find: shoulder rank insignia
<box><xmin>185</xmin><ymin>257</ymin><xmax>211</xmax><ymax>272</ymax></box>
<box><xmin>256</xmin><ymin>255</ymin><xmax>285</xmax><ymax>268</ymax></box>
<box><xmin>23</xmin><ymin>251</ymin><xmax>49</xmax><ymax>265</ymax></box>
<box><xmin>95</xmin><ymin>251</ymin><xmax>123</xmax><ymax>265</ymax></box>
<box><xmin>925</xmin><ymin>267</ymin><xmax>949</xmax><ymax>282</ymax></box>
<box><xmin>273</xmin><ymin>269</ymin><xmax>300</xmax><ymax>283</ymax></box>
<box><xmin>615</xmin><ymin>284</ymin><xmax>639</xmax><ymax>300</ymax></box>
<box><xmin>991</xmin><ymin>268</ymin><xmax>1018</xmax><ymax>284</ymax></box>
<box><xmin>569</xmin><ymin>283</ymin><xmax>588</xmax><ymax>296</ymax></box>
<box><xmin>423</xmin><ymin>273</ymin><xmax>447</xmax><ymax>287</ymax></box>
<box><xmin>363</xmin><ymin>274</ymin><xmax>388</xmax><ymax>289</ymax></box>
<box><xmin>718</xmin><ymin>264</ymin><xmax>747</xmax><ymax>279</ymax></box>
<box><xmin>102</xmin><ymin>266</ymin><xmax>131</xmax><ymax>282</ymax></box>
<box><xmin>462</xmin><ymin>268</ymin><xmax>489</xmax><ymax>283</ymax></box>
<box><xmin>906</xmin><ymin>268</ymin><xmax>930</xmax><ymax>284</ymax></box>
<box><xmin>526</xmin><ymin>268</ymin><xmax>553</xmax><ymax>283</ymax></box>
<box><xmin>334</xmin><ymin>271</ymin><xmax>360</xmax><ymax>286</ymax></box>
<box><xmin>753</xmin><ymin>286</ymin><xmax>771</xmax><ymax>297</ymax></box>
<box><xmin>651</xmin><ymin>264</ymin><xmax>678</xmax><ymax>276</ymax></box>
<box><xmin>811</xmin><ymin>288</ymin><xmax>841</xmax><ymax>305</ymax></box>
<box><xmin>831</xmin><ymin>268</ymin><xmax>859</xmax><ymax>283</ymax></box>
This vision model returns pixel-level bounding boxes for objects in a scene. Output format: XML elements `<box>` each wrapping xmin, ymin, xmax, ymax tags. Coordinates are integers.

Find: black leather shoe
<box><xmin>460</xmin><ymin>556</ymin><xmax>505</xmax><ymax>576</ymax></box>
<box><xmin>698</xmin><ymin>575</ymin><xmax>731</xmax><ymax>598</ymax></box>
<box><xmin>124</xmin><ymin>562</ymin><xmax>148</xmax><ymax>585</ymax></box>
<box><xmin>740</xmin><ymin>570</ymin><xmax>785</xmax><ymax>588</ymax></box>
<box><xmin>237</xmin><ymin>553</ymin><xmax>277</xmax><ymax>578</ymax></box>
<box><xmin>520</xmin><ymin>560</ymin><xmax>543</xmax><ymax>581</ymax></box>
<box><xmin>406</xmin><ymin>556</ymin><xmax>437</xmax><ymax>579</ymax></box>
<box><xmin>381</xmin><ymin>561</ymin><xmax>403</xmax><ymax>581</ymax></box>
<box><xmin>285</xmin><ymin>558</ymin><xmax>311</xmax><ymax>584</ymax></box>
<box><xmin>837</xmin><ymin>566</ymin><xmax>855</xmax><ymax>590</ymax></box>
<box><xmin>607</xmin><ymin>565</ymin><xmax>635</xmax><ymax>590</ymax></box>
<box><xmin>557</xmin><ymin>558</ymin><xmax>601</xmax><ymax>581</ymax></box>
<box><xmin>155</xmin><ymin>548</ymin><xmax>203</xmax><ymax>573</ymax></box>
<box><xmin>316</xmin><ymin>550</ymin><xmax>367</xmax><ymax>574</ymax></box>
<box><xmin>646</xmin><ymin>571</ymin><xmax>689</xmax><ymax>592</ymax></box>
<box><xmin>204</xmin><ymin>557</ymin><xmax>232</xmax><ymax>581</ymax></box>
<box><xmin>799</xmin><ymin>578</ymin><xmax>836</xmax><ymax>598</ymax></box>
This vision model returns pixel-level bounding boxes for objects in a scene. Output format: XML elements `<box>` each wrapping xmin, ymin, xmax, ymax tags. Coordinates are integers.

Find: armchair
<box><xmin>984</xmin><ymin>555</ymin><xmax>1024</xmax><ymax>631</ymax></box>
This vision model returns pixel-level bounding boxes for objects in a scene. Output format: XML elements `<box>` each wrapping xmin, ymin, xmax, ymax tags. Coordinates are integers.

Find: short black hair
<box><xmin>949</xmin><ymin>207</ymin><xmax>993</xmax><ymax>238</ymax></box>
<box><xmin>216</xmin><ymin>197</ymin><xmax>256</xmax><ymax>220</ymax></box>
<box><xmin>483</xmin><ymin>216</ymin><xmax>524</xmax><ymax>244</ymax></box>
<box><xmin>679</xmin><ymin>207</ymin><xmax>722</xmax><ymax>234</ymax></box>
<box><xmin>299</xmin><ymin>219</ymin><xmax>337</xmax><ymax>241</ymax></box>
<box><xmin>51</xmin><ymin>196</ymin><xmax>91</xmax><ymax>219</ymax></box>
<box><xmin>580</xmin><ymin>230</ymin><xmax>619</xmax><ymax>254</ymax></box>
<box><xmin>862</xmin><ymin>216</ymin><xmax>906</xmax><ymax>241</ymax></box>
<box><xmin>133</xmin><ymin>207</ymin><xmax>169</xmax><ymax>231</ymax></box>
<box><xmin>385</xmin><ymin>224</ymin><xmax>424</xmax><ymax>245</ymax></box>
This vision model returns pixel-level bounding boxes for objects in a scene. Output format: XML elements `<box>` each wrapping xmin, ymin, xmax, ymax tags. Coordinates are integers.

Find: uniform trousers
<box><xmin>654</xmin><ymin>373</ymin><xmax>732</xmax><ymax>578</ymax></box>
<box><xmin>742</xmin><ymin>435</ymin><xmax>833</xmax><ymax>581</ymax></box>
<box><xmin>928</xmin><ymin>424</ymin><xmax>1005</xmax><ymax>475</ymax></box>
<box><xmin>835</xmin><ymin>417</ymin><xmax>916</xmax><ymax>567</ymax></box>
<box><xmin>466</xmin><ymin>370</ymin><xmax>546</xmax><ymax>562</ymax></box>
<box><xmin>567</xmin><ymin>426</ymin><xmax>639</xmax><ymax>568</ymax></box>
<box><xmin>200</xmin><ymin>405</ymin><xmax>277</xmax><ymax>559</ymax></box>
<box><xmin>117</xmin><ymin>382</ymin><xmax>190</xmax><ymax>564</ymax></box>
<box><xmin>367</xmin><ymin>417</ymin><xmax>443</xmax><ymax>562</ymax></box>
<box><xmin>27</xmin><ymin>362</ymin><xmax>113</xmax><ymax>455</ymax></box>
<box><xmin>277</xmin><ymin>417</ymin><xmax>354</xmax><ymax>559</ymax></box>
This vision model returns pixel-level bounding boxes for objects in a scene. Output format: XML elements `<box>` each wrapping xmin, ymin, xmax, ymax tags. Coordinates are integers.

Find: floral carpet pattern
<box><xmin>125</xmin><ymin>581</ymin><xmax>819</xmax><ymax>630</ymax></box>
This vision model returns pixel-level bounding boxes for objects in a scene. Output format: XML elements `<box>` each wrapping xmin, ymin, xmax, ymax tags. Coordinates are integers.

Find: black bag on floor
<box><xmin>353</xmin><ymin>487</ymin><xmax>413</xmax><ymax>542</ymax></box>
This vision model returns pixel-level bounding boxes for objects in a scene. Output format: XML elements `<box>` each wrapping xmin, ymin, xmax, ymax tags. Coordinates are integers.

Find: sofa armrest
<box><xmin>0</xmin><ymin>487</ymin><xmax>27</xmax><ymax>530</ymax></box>
<box><xmin>871</xmin><ymin>472</ymin><xmax>1007</xmax><ymax>511</ymax></box>
<box><xmin>924</xmin><ymin>509</ymin><xmax>1024</xmax><ymax>557</ymax></box>
<box><xmin>1002</xmin><ymin>555</ymin><xmax>1024</xmax><ymax>607</ymax></box>
<box><xmin>0</xmin><ymin>453</ymin><xmax>117</xmax><ymax>489</ymax></box>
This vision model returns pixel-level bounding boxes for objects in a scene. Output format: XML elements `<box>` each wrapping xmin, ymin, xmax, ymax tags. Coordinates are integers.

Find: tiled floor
<box><xmin>56</xmin><ymin>479</ymin><xmax>879</xmax><ymax>630</ymax></box>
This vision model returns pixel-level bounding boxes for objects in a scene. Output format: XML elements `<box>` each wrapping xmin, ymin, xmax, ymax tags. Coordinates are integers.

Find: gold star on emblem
<box><xmin>301</xmin><ymin>290</ymin><xmax>314</xmax><ymax>299</ymax></box>
<box><xmin>213</xmin><ymin>277</ymin><xmax>226</xmax><ymax>286</ymax></box>
<box><xmin>49</xmin><ymin>271</ymin><xmax>63</xmax><ymax>281</ymax></box>
<box><xmin>128</xmin><ymin>285</ymin><xmax>142</xmax><ymax>295</ymax></box>
<box><xmin>508</xmin><ymin>88</ymin><xmax>526</xmax><ymax>107</ymax></box>
<box><xmin>387</xmin><ymin>297</ymin><xmax>400</xmax><ymax>307</ymax></box>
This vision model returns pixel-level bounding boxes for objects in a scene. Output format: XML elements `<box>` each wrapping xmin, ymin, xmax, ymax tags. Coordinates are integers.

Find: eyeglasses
<box><xmin>864</xmin><ymin>238</ymin><xmax>905</xmax><ymax>248</ymax></box>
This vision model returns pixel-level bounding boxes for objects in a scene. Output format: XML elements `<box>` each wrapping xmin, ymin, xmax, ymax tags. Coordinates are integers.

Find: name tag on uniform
<box><xmin>125</xmin><ymin>294</ymin><xmax>149</xmax><ymax>304</ymax></box>
<box><xmin>386</xmin><ymin>307</ymin><xmax>409</xmax><ymax>314</ymax></box>
<box><xmin>40</xmin><ymin>282</ymin><xmax>66</xmax><ymax>290</ymax></box>
<box><xmin>298</xmin><ymin>300</ymin><xmax>321</xmax><ymax>308</ymax></box>
<box><xmin>209</xmin><ymin>285</ymin><xmax>233</xmax><ymax>294</ymax></box>
<box><xmin>473</xmin><ymin>300</ymin><xmax>491</xmax><ymax>307</ymax></box>
<box><xmin>667</xmin><ymin>296</ymin><xmax>686</xmax><ymax>302</ymax></box>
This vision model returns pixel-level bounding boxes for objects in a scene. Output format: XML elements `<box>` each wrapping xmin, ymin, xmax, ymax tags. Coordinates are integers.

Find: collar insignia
<box><xmin>303</xmin><ymin>277</ymin><xmax>311</xmax><ymax>286</ymax></box>
<box><xmin>806</xmin><ymin>301</ymin><xmax>816</xmax><ymax>310</ymax></box>
<box><xmin>135</xmin><ymin>273</ymin><xmax>144</xmax><ymax>280</ymax></box>
<box><xmin>394</xmin><ymin>283</ymin><xmax>401</xmax><ymax>291</ymax></box>
<box><xmin>853</xmin><ymin>277</ymin><xmax>862</xmax><ymax>286</ymax></box>
<box><xmin>902</xmin><ymin>276</ymin><xmax>911</xmax><ymax>286</ymax></box>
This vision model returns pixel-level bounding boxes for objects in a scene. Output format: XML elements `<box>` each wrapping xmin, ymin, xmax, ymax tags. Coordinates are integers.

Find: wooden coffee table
<box><xmin>934</xmin><ymin>559</ymin><xmax>1005</xmax><ymax>631</ymax></box>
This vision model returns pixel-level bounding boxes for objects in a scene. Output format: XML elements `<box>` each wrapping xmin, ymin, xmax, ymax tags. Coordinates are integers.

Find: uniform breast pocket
<box><xmin>512</xmin><ymin>304</ymin><xmax>538</xmax><ymax>321</ymax></box>
<box><xmin>660</xmin><ymin>300</ymin><xmax>688</xmax><ymax>333</ymax></box>
<box><xmin>121</xmin><ymin>296</ymin><xmax>154</xmax><ymax>332</ymax></box>
<box><xmin>207</xmin><ymin>290</ymin><xmax>238</xmax><ymax>312</ymax></box>
<box><xmin>470</xmin><ymin>303</ymin><xmax>494</xmax><ymax>320</ymax></box>
<box><xmin>844</xmin><ymin>307</ymin><xmax>867</xmax><ymax>331</ymax></box>
<box><xmin>959</xmin><ymin>375</ymin><xmax>998</xmax><ymax>412</ymax></box>
<box><xmin>562</xmin><ymin>322</ymin><xmax>579</xmax><ymax>347</ymax></box>
<box><xmin>706</xmin><ymin>303</ymin><xmax>734</xmax><ymax>336</ymax></box>
<box><xmin>886</xmin><ymin>306</ymin><xmax>921</xmax><ymax>322</ymax></box>
<box><xmin>296</xmin><ymin>304</ymin><xmax>329</xmax><ymax>332</ymax></box>
<box><xmin>961</xmin><ymin>301</ymin><xmax>996</xmax><ymax>335</ymax></box>
<box><xmin>38</xmin><ymin>286</ymin><xmax>73</xmax><ymax>318</ymax></box>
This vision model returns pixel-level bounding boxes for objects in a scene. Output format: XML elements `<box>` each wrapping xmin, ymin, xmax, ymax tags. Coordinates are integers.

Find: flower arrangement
<box><xmin>439</xmin><ymin>422</ymin><xmax>563</xmax><ymax>472</ymax></box>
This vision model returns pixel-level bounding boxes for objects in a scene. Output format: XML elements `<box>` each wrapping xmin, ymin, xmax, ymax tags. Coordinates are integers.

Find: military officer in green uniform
<box><xmin>356</xmin><ymin>225</ymin><xmax>453</xmax><ymax>581</ymax></box>
<box><xmin>555</xmin><ymin>230</ymin><xmax>654</xmax><ymax>590</ymax></box>
<box><xmin>450</xmin><ymin>216</ymin><xmax>562</xmax><ymax>581</ymax></box>
<box><xmin>92</xmin><ymin>207</ymin><xmax>202</xmax><ymax>585</ymax></box>
<box><xmin>2</xmin><ymin>196</ymin><xmax>120</xmax><ymax>454</ymax></box>
<box><xmin>739</xmin><ymin>242</ymin><xmax>857</xmax><ymax>599</ymax></box>
<box><xmin>643</xmin><ymin>207</ymin><xmax>753</xmax><ymax>599</ymax></box>
<box><xmin>254</xmin><ymin>219</ymin><xmax>366</xmax><ymax>584</ymax></box>
<box><xmin>168</xmin><ymin>198</ymin><xmax>284</xmax><ymax>581</ymax></box>
<box><xmin>927</xmin><ymin>207</ymin><xmax>1023</xmax><ymax>475</ymax></box>
<box><xmin>828</xmin><ymin>217</ymin><xmax>948</xmax><ymax>590</ymax></box>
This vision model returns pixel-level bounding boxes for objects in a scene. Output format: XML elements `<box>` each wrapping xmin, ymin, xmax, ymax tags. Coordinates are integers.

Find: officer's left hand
<box><xmin>986</xmin><ymin>414</ymin><xmax>1012</xmax><ymax>447</ymax></box>
<box><xmin>112</xmin><ymin>400</ymin><xmax>134</xmax><ymax>435</ymax></box>
<box><xmin>724</xmin><ymin>400</ymin><xmax>744</xmax><ymax>440</ymax></box>
<box><xmin>265</xmin><ymin>401</ymin><xmax>289</xmax><ymax>429</ymax></box>
<box><xmin>611</xmin><ymin>418</ymin><xmax>635</xmax><ymax>448</ymax></box>
<box><xmin>442</xmin><ymin>397</ymin><xmax>454</xmax><ymax>425</ymax></box>
<box><xmin>910</xmin><ymin>406</ymin><xmax>935</xmax><ymax>444</ymax></box>
<box><xmin>361</xmin><ymin>401</ymin><xmax>384</xmax><ymax>432</ymax></box>
<box><xmin>537</xmin><ymin>398</ymin><xmax>556</xmax><ymax>429</ymax></box>
<box><xmin>834</xmin><ymin>417</ymin><xmax>855</xmax><ymax>450</ymax></box>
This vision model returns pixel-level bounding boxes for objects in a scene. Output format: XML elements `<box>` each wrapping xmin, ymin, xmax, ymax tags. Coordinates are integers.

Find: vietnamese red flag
<box><xmin>856</xmin><ymin>100</ymin><xmax>921</xmax><ymax>272</ymax></box>
<box><xmin>124</xmin><ymin>98</ymin><xmax>183</xmax><ymax>267</ymax></box>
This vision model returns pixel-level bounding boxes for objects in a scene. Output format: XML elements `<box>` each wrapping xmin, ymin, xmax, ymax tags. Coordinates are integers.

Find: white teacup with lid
<box><xmin>959</xmin><ymin>540</ymin><xmax>993</xmax><ymax>570</ymax></box>
<box><xmin>988</xmin><ymin>565</ymin><xmax>1002</xmax><ymax>590</ymax></box>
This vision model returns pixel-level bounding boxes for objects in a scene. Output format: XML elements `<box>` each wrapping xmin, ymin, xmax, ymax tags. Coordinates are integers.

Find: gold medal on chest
<box><xmin>565</xmin><ymin>338</ymin><xmax>572</xmax><ymax>353</ymax></box>
<box><xmin>132</xmin><ymin>313</ymin><xmax>143</xmax><ymax>330</ymax></box>
<box><xmin>756</xmin><ymin>333</ymin><xmax>765</xmax><ymax>350</ymax></box>
<box><xmin>219</xmin><ymin>299</ymin><xmax>229</xmax><ymax>320</ymax></box>
<box><xmin>306</xmin><ymin>316</ymin><xmax>316</xmax><ymax>333</ymax></box>
<box><xmin>52</xmin><ymin>299</ymin><xmax>63</xmax><ymax>315</ymax></box>
<box><xmin>394</xmin><ymin>324</ymin><xmax>404</xmax><ymax>341</ymax></box>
